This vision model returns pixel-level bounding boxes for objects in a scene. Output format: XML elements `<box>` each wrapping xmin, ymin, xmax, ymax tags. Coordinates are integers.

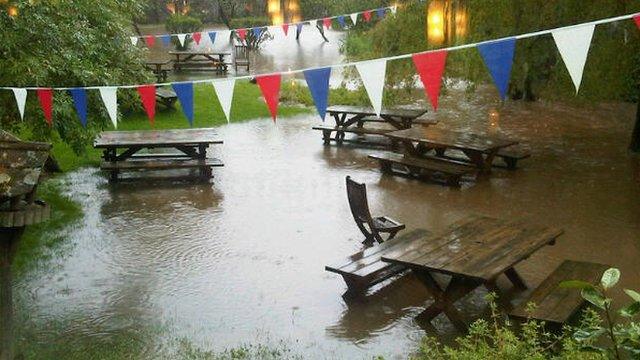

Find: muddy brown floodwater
<box><xmin>7</xmin><ymin>84</ymin><xmax>640</xmax><ymax>359</ymax></box>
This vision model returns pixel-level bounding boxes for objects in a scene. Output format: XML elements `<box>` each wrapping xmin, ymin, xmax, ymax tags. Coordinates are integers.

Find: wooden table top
<box><xmin>387</xmin><ymin>127</ymin><xmax>517</xmax><ymax>153</ymax></box>
<box><xmin>145</xmin><ymin>60</ymin><xmax>172</xmax><ymax>65</ymax></box>
<box><xmin>381</xmin><ymin>215</ymin><xmax>563</xmax><ymax>282</ymax></box>
<box><xmin>169</xmin><ymin>51</ymin><xmax>231</xmax><ymax>56</ymax></box>
<box><xmin>94</xmin><ymin>128</ymin><xmax>223</xmax><ymax>148</ymax></box>
<box><xmin>326</xmin><ymin>105</ymin><xmax>428</xmax><ymax>119</ymax></box>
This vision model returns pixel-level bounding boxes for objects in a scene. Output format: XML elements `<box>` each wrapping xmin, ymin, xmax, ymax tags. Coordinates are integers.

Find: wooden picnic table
<box><xmin>169</xmin><ymin>51</ymin><xmax>230</xmax><ymax>74</ymax></box>
<box><xmin>387</xmin><ymin>127</ymin><xmax>518</xmax><ymax>174</ymax></box>
<box><xmin>144</xmin><ymin>60</ymin><xmax>172</xmax><ymax>82</ymax></box>
<box><xmin>94</xmin><ymin>128</ymin><xmax>224</xmax><ymax>182</ymax></box>
<box><xmin>381</xmin><ymin>215</ymin><xmax>563</xmax><ymax>330</ymax></box>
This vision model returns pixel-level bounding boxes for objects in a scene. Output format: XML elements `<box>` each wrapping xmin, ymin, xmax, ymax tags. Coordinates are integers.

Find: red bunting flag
<box><xmin>36</xmin><ymin>88</ymin><xmax>54</xmax><ymax>126</ymax></box>
<box><xmin>634</xmin><ymin>15</ymin><xmax>640</xmax><ymax>30</ymax></box>
<box><xmin>137</xmin><ymin>85</ymin><xmax>156</xmax><ymax>126</ymax></box>
<box><xmin>145</xmin><ymin>35</ymin><xmax>156</xmax><ymax>47</ymax></box>
<box><xmin>237</xmin><ymin>29</ymin><xmax>247</xmax><ymax>42</ymax></box>
<box><xmin>412</xmin><ymin>50</ymin><xmax>448</xmax><ymax>111</ymax></box>
<box><xmin>256</xmin><ymin>74</ymin><xmax>282</xmax><ymax>122</ymax></box>
<box><xmin>282</xmin><ymin>23</ymin><xmax>290</xmax><ymax>36</ymax></box>
<box><xmin>192</xmin><ymin>32</ymin><xmax>202</xmax><ymax>45</ymax></box>
<box><xmin>323</xmin><ymin>18</ymin><xmax>332</xmax><ymax>29</ymax></box>
<box><xmin>363</xmin><ymin>10</ymin><xmax>372</xmax><ymax>22</ymax></box>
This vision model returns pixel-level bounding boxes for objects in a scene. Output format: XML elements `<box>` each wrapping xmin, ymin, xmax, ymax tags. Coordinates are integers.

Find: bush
<box><xmin>229</xmin><ymin>17</ymin><xmax>273</xmax><ymax>49</ymax></box>
<box><xmin>165</xmin><ymin>14</ymin><xmax>203</xmax><ymax>50</ymax></box>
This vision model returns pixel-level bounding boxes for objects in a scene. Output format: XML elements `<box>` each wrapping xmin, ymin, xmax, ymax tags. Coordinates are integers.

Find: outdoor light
<box><xmin>7</xmin><ymin>5</ymin><xmax>17</xmax><ymax>17</ymax></box>
<box><xmin>427</xmin><ymin>1</ymin><xmax>446</xmax><ymax>45</ymax></box>
<box><xmin>426</xmin><ymin>0</ymin><xmax>469</xmax><ymax>46</ymax></box>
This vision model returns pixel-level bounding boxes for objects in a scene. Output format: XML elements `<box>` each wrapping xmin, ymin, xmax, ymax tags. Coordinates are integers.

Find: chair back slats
<box><xmin>346</xmin><ymin>176</ymin><xmax>373</xmax><ymax>224</ymax></box>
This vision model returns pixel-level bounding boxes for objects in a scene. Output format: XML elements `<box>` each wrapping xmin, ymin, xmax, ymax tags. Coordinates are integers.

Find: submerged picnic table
<box><xmin>94</xmin><ymin>128</ymin><xmax>223</xmax><ymax>182</ymax></box>
<box><xmin>381</xmin><ymin>215</ymin><xmax>563</xmax><ymax>330</ymax></box>
<box><xmin>313</xmin><ymin>106</ymin><xmax>435</xmax><ymax>145</ymax></box>
<box><xmin>169</xmin><ymin>51</ymin><xmax>230</xmax><ymax>74</ymax></box>
<box><xmin>144</xmin><ymin>60</ymin><xmax>172</xmax><ymax>82</ymax></box>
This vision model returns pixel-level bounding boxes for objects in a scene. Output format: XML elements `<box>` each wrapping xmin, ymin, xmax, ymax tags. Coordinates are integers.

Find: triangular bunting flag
<box><xmin>323</xmin><ymin>18</ymin><xmax>332</xmax><ymax>29</ymax></box>
<box><xmin>356</xmin><ymin>60</ymin><xmax>387</xmax><ymax>116</ymax></box>
<box><xmin>137</xmin><ymin>85</ymin><xmax>156</xmax><ymax>125</ymax></box>
<box><xmin>363</xmin><ymin>10</ymin><xmax>372</xmax><ymax>22</ymax></box>
<box><xmin>177</xmin><ymin>34</ymin><xmax>187</xmax><ymax>47</ymax></box>
<box><xmin>130</xmin><ymin>36</ymin><xmax>138</xmax><ymax>46</ymax></box>
<box><xmin>212</xmin><ymin>79</ymin><xmax>236</xmax><ymax>123</ymax></box>
<box><xmin>252</xmin><ymin>27</ymin><xmax>263</xmax><ymax>39</ymax></box>
<box><xmin>218</xmin><ymin>30</ymin><xmax>231</xmax><ymax>44</ymax></box>
<box><xmin>337</xmin><ymin>16</ymin><xmax>346</xmax><ymax>28</ymax></box>
<box><xmin>391</xmin><ymin>6</ymin><xmax>397</xmax><ymax>15</ymax></box>
<box><xmin>413</xmin><ymin>50</ymin><xmax>448</xmax><ymax>111</ymax></box>
<box><xmin>237</xmin><ymin>29</ymin><xmax>247</xmax><ymax>42</ymax></box>
<box><xmin>208</xmin><ymin>31</ymin><xmax>217</xmax><ymax>45</ymax></box>
<box><xmin>552</xmin><ymin>24</ymin><xmax>595</xmax><ymax>93</ymax></box>
<box><xmin>477</xmin><ymin>38</ymin><xmax>516</xmax><ymax>100</ymax></box>
<box><xmin>309</xmin><ymin>19</ymin><xmax>318</xmax><ymax>29</ymax></box>
<box><xmin>303</xmin><ymin>68</ymin><xmax>332</xmax><ymax>121</ymax></box>
<box><xmin>350</xmin><ymin>13</ymin><xmax>358</xmax><ymax>25</ymax></box>
<box><xmin>145</xmin><ymin>35</ymin><xmax>156</xmax><ymax>48</ymax></box>
<box><xmin>634</xmin><ymin>15</ymin><xmax>640</xmax><ymax>29</ymax></box>
<box><xmin>256</xmin><ymin>74</ymin><xmax>282</xmax><ymax>122</ymax></box>
<box><xmin>36</xmin><ymin>88</ymin><xmax>54</xmax><ymax>126</ymax></box>
<box><xmin>172</xmin><ymin>82</ymin><xmax>195</xmax><ymax>126</ymax></box>
<box><xmin>296</xmin><ymin>23</ymin><xmax>304</xmax><ymax>35</ymax></box>
<box><xmin>192</xmin><ymin>32</ymin><xmax>202</xmax><ymax>45</ymax></box>
<box><xmin>99</xmin><ymin>87</ymin><xmax>118</xmax><ymax>128</ymax></box>
<box><xmin>282</xmin><ymin>23</ymin><xmax>290</xmax><ymax>36</ymax></box>
<box><xmin>69</xmin><ymin>88</ymin><xmax>88</xmax><ymax>127</ymax></box>
<box><xmin>160</xmin><ymin>35</ymin><xmax>171</xmax><ymax>47</ymax></box>
<box><xmin>377</xmin><ymin>8</ymin><xmax>386</xmax><ymax>19</ymax></box>
<box><xmin>11</xmin><ymin>88</ymin><xmax>27</xmax><ymax>120</ymax></box>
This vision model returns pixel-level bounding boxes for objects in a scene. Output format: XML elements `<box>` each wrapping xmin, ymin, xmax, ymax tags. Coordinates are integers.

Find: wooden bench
<box><xmin>496</xmin><ymin>147</ymin><xmax>531</xmax><ymax>170</ymax></box>
<box><xmin>509</xmin><ymin>260</ymin><xmax>609</xmax><ymax>324</ymax></box>
<box><xmin>312</xmin><ymin>125</ymin><xmax>394</xmax><ymax>145</ymax></box>
<box><xmin>156</xmin><ymin>88</ymin><xmax>178</xmax><ymax>109</ymax></box>
<box><xmin>325</xmin><ymin>229</ymin><xmax>431</xmax><ymax>297</ymax></box>
<box><xmin>101</xmin><ymin>158</ymin><xmax>223</xmax><ymax>181</ymax></box>
<box><xmin>369</xmin><ymin>152</ymin><xmax>476</xmax><ymax>187</ymax></box>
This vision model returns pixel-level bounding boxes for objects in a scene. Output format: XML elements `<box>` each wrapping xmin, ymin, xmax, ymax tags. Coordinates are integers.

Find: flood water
<box><xmin>5</xmin><ymin>85</ymin><xmax>640</xmax><ymax>358</ymax></box>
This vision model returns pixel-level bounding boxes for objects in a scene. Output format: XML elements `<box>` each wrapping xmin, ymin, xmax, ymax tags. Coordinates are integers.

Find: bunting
<box><xmin>477</xmin><ymin>38</ymin><xmax>516</xmax><ymax>100</ymax></box>
<box><xmin>192</xmin><ymin>32</ymin><xmax>202</xmax><ymax>45</ymax></box>
<box><xmin>99</xmin><ymin>87</ymin><xmax>118</xmax><ymax>128</ymax></box>
<box><xmin>252</xmin><ymin>27</ymin><xmax>263</xmax><ymax>39</ymax></box>
<box><xmin>145</xmin><ymin>35</ymin><xmax>156</xmax><ymax>48</ymax></box>
<box><xmin>363</xmin><ymin>10</ymin><xmax>372</xmax><ymax>22</ymax></box>
<box><xmin>303</xmin><ymin>68</ymin><xmax>332</xmax><ymax>120</ymax></box>
<box><xmin>377</xmin><ymin>8</ymin><xmax>386</xmax><ymax>19</ymax></box>
<box><xmin>11</xmin><ymin>88</ymin><xmax>27</xmax><ymax>120</ymax></box>
<box><xmin>36</xmin><ymin>89</ymin><xmax>53</xmax><ymax>126</ymax></box>
<box><xmin>296</xmin><ymin>23</ymin><xmax>304</xmax><ymax>35</ymax></box>
<box><xmin>172</xmin><ymin>82</ymin><xmax>195</xmax><ymax>126</ymax></box>
<box><xmin>137</xmin><ymin>85</ymin><xmax>156</xmax><ymax>125</ymax></box>
<box><xmin>310</xmin><ymin>19</ymin><xmax>319</xmax><ymax>29</ymax></box>
<box><xmin>552</xmin><ymin>24</ymin><xmax>595</xmax><ymax>93</ymax></box>
<box><xmin>208</xmin><ymin>32</ymin><xmax>217</xmax><ymax>45</ymax></box>
<box><xmin>356</xmin><ymin>60</ymin><xmax>387</xmax><ymax>116</ymax></box>
<box><xmin>160</xmin><ymin>35</ymin><xmax>171</xmax><ymax>47</ymax></box>
<box><xmin>177</xmin><ymin>34</ymin><xmax>187</xmax><ymax>47</ymax></box>
<box><xmin>350</xmin><ymin>13</ymin><xmax>358</xmax><ymax>26</ymax></box>
<box><xmin>391</xmin><ymin>6</ymin><xmax>397</xmax><ymax>15</ymax></box>
<box><xmin>413</xmin><ymin>50</ymin><xmax>448</xmax><ymax>111</ymax></box>
<box><xmin>256</xmin><ymin>75</ymin><xmax>282</xmax><ymax>121</ymax></box>
<box><xmin>337</xmin><ymin>16</ymin><xmax>346</xmax><ymax>28</ymax></box>
<box><xmin>237</xmin><ymin>29</ymin><xmax>247</xmax><ymax>42</ymax></box>
<box><xmin>212</xmin><ymin>79</ymin><xmax>236</xmax><ymax>123</ymax></box>
<box><xmin>130</xmin><ymin>36</ymin><xmax>138</xmax><ymax>46</ymax></box>
<box><xmin>323</xmin><ymin>18</ymin><xmax>332</xmax><ymax>29</ymax></box>
<box><xmin>635</xmin><ymin>15</ymin><xmax>640</xmax><ymax>29</ymax></box>
<box><xmin>69</xmin><ymin>88</ymin><xmax>88</xmax><ymax>127</ymax></box>
<box><xmin>282</xmin><ymin>23</ymin><xmax>290</xmax><ymax>36</ymax></box>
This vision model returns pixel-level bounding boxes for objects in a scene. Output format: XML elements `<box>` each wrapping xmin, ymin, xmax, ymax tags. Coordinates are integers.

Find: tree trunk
<box><xmin>316</xmin><ymin>24</ymin><xmax>329</xmax><ymax>42</ymax></box>
<box><xmin>630</xmin><ymin>101</ymin><xmax>640</xmax><ymax>153</ymax></box>
<box><xmin>218</xmin><ymin>1</ymin><xmax>232</xmax><ymax>29</ymax></box>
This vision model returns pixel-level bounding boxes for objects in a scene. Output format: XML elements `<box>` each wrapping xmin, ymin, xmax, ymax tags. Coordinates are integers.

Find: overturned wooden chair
<box><xmin>346</xmin><ymin>176</ymin><xmax>405</xmax><ymax>247</ymax></box>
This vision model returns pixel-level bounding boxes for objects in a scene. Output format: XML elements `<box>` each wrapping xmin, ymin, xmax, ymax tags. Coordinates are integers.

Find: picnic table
<box><xmin>169</xmin><ymin>51</ymin><xmax>230</xmax><ymax>74</ymax></box>
<box><xmin>380</xmin><ymin>215</ymin><xmax>563</xmax><ymax>330</ymax></box>
<box><xmin>313</xmin><ymin>106</ymin><xmax>435</xmax><ymax>145</ymax></box>
<box><xmin>144</xmin><ymin>60</ymin><xmax>172</xmax><ymax>82</ymax></box>
<box><xmin>94</xmin><ymin>128</ymin><xmax>224</xmax><ymax>182</ymax></box>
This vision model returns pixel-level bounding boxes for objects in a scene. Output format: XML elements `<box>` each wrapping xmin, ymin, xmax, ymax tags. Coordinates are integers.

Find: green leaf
<box><xmin>601</xmin><ymin>268</ymin><xmax>620</xmax><ymax>290</ymax></box>
<box><xmin>560</xmin><ymin>280</ymin><xmax>595</xmax><ymax>290</ymax></box>
<box><xmin>582</xmin><ymin>287</ymin><xmax>607</xmax><ymax>309</ymax></box>
<box><xmin>625</xmin><ymin>289</ymin><xmax>640</xmax><ymax>303</ymax></box>
<box><xmin>619</xmin><ymin>302</ymin><xmax>640</xmax><ymax>318</ymax></box>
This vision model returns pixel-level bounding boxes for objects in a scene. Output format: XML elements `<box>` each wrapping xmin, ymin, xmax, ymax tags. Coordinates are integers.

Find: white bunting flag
<box><xmin>309</xmin><ymin>19</ymin><xmax>318</xmax><ymax>28</ymax></box>
<box><xmin>217</xmin><ymin>30</ymin><xmax>231</xmax><ymax>45</ymax></box>
<box><xmin>350</xmin><ymin>13</ymin><xmax>358</xmax><ymax>26</ymax></box>
<box><xmin>391</xmin><ymin>6</ymin><xmax>397</xmax><ymax>15</ymax></box>
<box><xmin>11</xmin><ymin>88</ymin><xmax>27</xmax><ymax>120</ymax></box>
<box><xmin>552</xmin><ymin>24</ymin><xmax>595</xmax><ymax>93</ymax></box>
<box><xmin>130</xmin><ymin>36</ymin><xmax>138</xmax><ymax>46</ymax></box>
<box><xmin>99</xmin><ymin>87</ymin><xmax>118</xmax><ymax>128</ymax></box>
<box><xmin>177</xmin><ymin>34</ymin><xmax>187</xmax><ymax>47</ymax></box>
<box><xmin>356</xmin><ymin>60</ymin><xmax>387</xmax><ymax>116</ymax></box>
<box><xmin>212</xmin><ymin>79</ymin><xmax>236</xmax><ymax>123</ymax></box>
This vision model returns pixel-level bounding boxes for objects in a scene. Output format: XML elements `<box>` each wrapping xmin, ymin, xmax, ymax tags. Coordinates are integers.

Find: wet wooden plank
<box><xmin>101</xmin><ymin>158</ymin><xmax>223</xmax><ymax>171</ymax></box>
<box><xmin>387</xmin><ymin>127</ymin><xmax>517</xmax><ymax>153</ymax></box>
<box><xmin>369</xmin><ymin>153</ymin><xmax>476</xmax><ymax>176</ymax></box>
<box><xmin>94</xmin><ymin>129</ymin><xmax>223</xmax><ymax>148</ymax></box>
<box><xmin>312</xmin><ymin>125</ymin><xmax>394</xmax><ymax>136</ymax></box>
<box><xmin>509</xmin><ymin>261</ymin><xmax>609</xmax><ymax>323</ymax></box>
<box><xmin>326</xmin><ymin>105</ymin><xmax>428</xmax><ymax>120</ymax></box>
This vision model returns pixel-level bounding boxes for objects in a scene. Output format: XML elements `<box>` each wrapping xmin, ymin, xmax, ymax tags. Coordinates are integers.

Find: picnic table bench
<box><xmin>94</xmin><ymin>128</ymin><xmax>224</xmax><ymax>182</ymax></box>
<box><xmin>313</xmin><ymin>106</ymin><xmax>435</xmax><ymax>146</ymax></box>
<box><xmin>380</xmin><ymin>215</ymin><xmax>563</xmax><ymax>330</ymax></box>
<box><xmin>144</xmin><ymin>60</ymin><xmax>172</xmax><ymax>82</ymax></box>
<box><xmin>156</xmin><ymin>88</ymin><xmax>178</xmax><ymax>109</ymax></box>
<box><xmin>169</xmin><ymin>51</ymin><xmax>230</xmax><ymax>74</ymax></box>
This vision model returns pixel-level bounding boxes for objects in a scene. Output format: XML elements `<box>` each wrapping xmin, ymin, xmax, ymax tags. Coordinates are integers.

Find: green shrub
<box><xmin>165</xmin><ymin>14</ymin><xmax>203</xmax><ymax>50</ymax></box>
<box><xmin>229</xmin><ymin>17</ymin><xmax>272</xmax><ymax>49</ymax></box>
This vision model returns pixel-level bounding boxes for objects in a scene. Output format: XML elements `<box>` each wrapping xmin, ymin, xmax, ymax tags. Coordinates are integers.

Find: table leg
<box><xmin>413</xmin><ymin>270</ymin><xmax>482</xmax><ymax>331</ymax></box>
<box><xmin>380</xmin><ymin>115</ymin><xmax>403</xmax><ymax>130</ymax></box>
<box><xmin>461</xmin><ymin>149</ymin><xmax>494</xmax><ymax>174</ymax></box>
<box><xmin>505</xmin><ymin>267</ymin><xmax>527</xmax><ymax>290</ymax></box>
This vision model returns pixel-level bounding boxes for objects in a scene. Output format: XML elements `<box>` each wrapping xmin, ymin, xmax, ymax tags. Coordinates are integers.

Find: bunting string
<box><xmin>2</xmin><ymin>11</ymin><xmax>639</xmax><ymax>127</ymax></box>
